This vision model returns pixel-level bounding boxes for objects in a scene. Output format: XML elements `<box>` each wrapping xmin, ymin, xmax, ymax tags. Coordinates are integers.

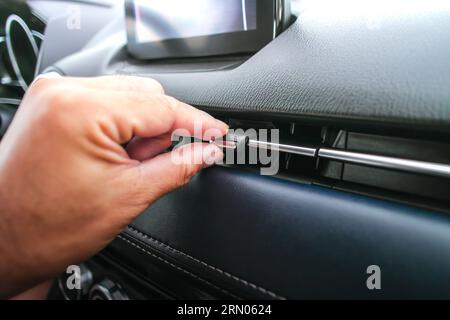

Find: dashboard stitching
<box><xmin>126</xmin><ymin>226</ymin><xmax>286</xmax><ymax>300</ymax></box>
<box><xmin>117</xmin><ymin>235</ymin><xmax>241</xmax><ymax>299</ymax></box>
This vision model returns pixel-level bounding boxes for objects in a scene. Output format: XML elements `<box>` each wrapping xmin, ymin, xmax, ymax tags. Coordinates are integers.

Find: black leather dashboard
<box><xmin>51</xmin><ymin>5</ymin><xmax>450</xmax><ymax>133</ymax></box>
<box><xmin>107</xmin><ymin>167</ymin><xmax>450</xmax><ymax>299</ymax></box>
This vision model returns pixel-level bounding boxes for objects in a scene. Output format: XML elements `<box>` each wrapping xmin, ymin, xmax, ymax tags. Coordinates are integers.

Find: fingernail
<box><xmin>203</xmin><ymin>144</ymin><xmax>224</xmax><ymax>168</ymax></box>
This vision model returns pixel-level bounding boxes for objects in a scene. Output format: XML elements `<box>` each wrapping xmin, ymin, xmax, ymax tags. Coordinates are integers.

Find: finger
<box><xmin>126</xmin><ymin>134</ymin><xmax>172</xmax><ymax>161</ymax></box>
<box><xmin>54</xmin><ymin>75</ymin><xmax>165</xmax><ymax>94</ymax></box>
<box><xmin>83</xmin><ymin>88</ymin><xmax>228</xmax><ymax>144</ymax></box>
<box><xmin>134</xmin><ymin>142</ymin><xmax>224</xmax><ymax>201</ymax></box>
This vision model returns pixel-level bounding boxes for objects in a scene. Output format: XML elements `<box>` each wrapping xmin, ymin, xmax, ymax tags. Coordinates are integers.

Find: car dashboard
<box><xmin>2</xmin><ymin>0</ymin><xmax>450</xmax><ymax>300</ymax></box>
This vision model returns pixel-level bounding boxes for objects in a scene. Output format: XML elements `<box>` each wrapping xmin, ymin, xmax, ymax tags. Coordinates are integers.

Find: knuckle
<box><xmin>28</xmin><ymin>76</ymin><xmax>56</xmax><ymax>93</ymax></box>
<box><xmin>38</xmin><ymin>85</ymin><xmax>80</xmax><ymax>128</ymax></box>
<box><xmin>147</xmin><ymin>78</ymin><xmax>165</xmax><ymax>94</ymax></box>
<box><xmin>118</xmin><ymin>75</ymin><xmax>165</xmax><ymax>94</ymax></box>
<box><xmin>46</xmin><ymin>87</ymin><xmax>78</xmax><ymax>115</ymax></box>
<box><xmin>162</xmin><ymin>95</ymin><xmax>179</xmax><ymax>113</ymax></box>
<box><xmin>175</xmin><ymin>163</ymin><xmax>198</xmax><ymax>188</ymax></box>
<box><xmin>154</xmin><ymin>94</ymin><xmax>177</xmax><ymax>127</ymax></box>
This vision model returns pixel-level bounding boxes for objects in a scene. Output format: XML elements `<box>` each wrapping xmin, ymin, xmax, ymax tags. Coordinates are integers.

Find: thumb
<box><xmin>135</xmin><ymin>142</ymin><xmax>223</xmax><ymax>202</ymax></box>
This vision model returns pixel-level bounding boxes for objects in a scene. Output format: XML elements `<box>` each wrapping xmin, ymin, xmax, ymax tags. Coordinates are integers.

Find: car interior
<box><xmin>1</xmin><ymin>0</ymin><xmax>450</xmax><ymax>300</ymax></box>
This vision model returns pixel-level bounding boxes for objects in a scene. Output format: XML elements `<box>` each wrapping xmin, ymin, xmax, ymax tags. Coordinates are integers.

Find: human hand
<box><xmin>0</xmin><ymin>75</ymin><xmax>227</xmax><ymax>298</ymax></box>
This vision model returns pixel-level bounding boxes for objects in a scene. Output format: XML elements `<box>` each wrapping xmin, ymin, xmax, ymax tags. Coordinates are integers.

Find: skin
<box><xmin>0</xmin><ymin>75</ymin><xmax>228</xmax><ymax>299</ymax></box>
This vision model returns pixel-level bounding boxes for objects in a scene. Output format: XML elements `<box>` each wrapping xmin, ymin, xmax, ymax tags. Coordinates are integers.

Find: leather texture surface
<box><xmin>52</xmin><ymin>4</ymin><xmax>450</xmax><ymax>131</ymax></box>
<box><xmin>110</xmin><ymin>166</ymin><xmax>450</xmax><ymax>299</ymax></box>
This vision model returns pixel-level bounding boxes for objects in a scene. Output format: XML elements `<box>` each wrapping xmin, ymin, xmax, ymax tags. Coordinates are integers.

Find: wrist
<box><xmin>0</xmin><ymin>186</ymin><xmax>37</xmax><ymax>298</ymax></box>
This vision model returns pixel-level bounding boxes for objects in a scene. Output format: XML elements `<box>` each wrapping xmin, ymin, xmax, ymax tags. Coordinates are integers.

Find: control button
<box><xmin>89</xmin><ymin>279</ymin><xmax>129</xmax><ymax>300</ymax></box>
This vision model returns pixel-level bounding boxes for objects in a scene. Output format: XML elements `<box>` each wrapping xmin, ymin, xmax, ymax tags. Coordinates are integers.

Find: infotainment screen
<box><xmin>134</xmin><ymin>0</ymin><xmax>257</xmax><ymax>43</ymax></box>
<box><xmin>126</xmin><ymin>0</ymin><xmax>289</xmax><ymax>60</ymax></box>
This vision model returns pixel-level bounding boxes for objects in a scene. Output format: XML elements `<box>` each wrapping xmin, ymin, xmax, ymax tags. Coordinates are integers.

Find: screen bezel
<box><xmin>125</xmin><ymin>0</ymin><xmax>276</xmax><ymax>60</ymax></box>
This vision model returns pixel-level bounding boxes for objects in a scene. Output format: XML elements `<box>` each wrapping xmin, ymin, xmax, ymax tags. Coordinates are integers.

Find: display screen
<box><xmin>133</xmin><ymin>0</ymin><xmax>257</xmax><ymax>43</ymax></box>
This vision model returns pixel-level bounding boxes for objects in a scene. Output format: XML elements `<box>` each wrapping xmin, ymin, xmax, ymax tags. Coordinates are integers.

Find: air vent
<box><xmin>215</xmin><ymin>117</ymin><xmax>450</xmax><ymax>213</ymax></box>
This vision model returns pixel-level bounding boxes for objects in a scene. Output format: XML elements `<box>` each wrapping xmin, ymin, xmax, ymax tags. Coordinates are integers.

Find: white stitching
<box><xmin>126</xmin><ymin>226</ymin><xmax>285</xmax><ymax>300</ymax></box>
<box><xmin>117</xmin><ymin>235</ymin><xmax>241</xmax><ymax>299</ymax></box>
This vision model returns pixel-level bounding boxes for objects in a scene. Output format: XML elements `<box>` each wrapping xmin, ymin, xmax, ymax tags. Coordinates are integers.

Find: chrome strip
<box><xmin>212</xmin><ymin>140</ymin><xmax>238</xmax><ymax>150</ymax></box>
<box><xmin>248</xmin><ymin>139</ymin><xmax>317</xmax><ymax>157</ymax></box>
<box><xmin>5</xmin><ymin>14</ymin><xmax>39</xmax><ymax>92</ymax></box>
<box><xmin>213</xmin><ymin>134</ymin><xmax>450</xmax><ymax>178</ymax></box>
<box><xmin>0</xmin><ymin>98</ymin><xmax>21</xmax><ymax>106</ymax></box>
<box><xmin>318</xmin><ymin>148</ymin><xmax>450</xmax><ymax>179</ymax></box>
<box><xmin>241</xmin><ymin>0</ymin><xmax>248</xmax><ymax>31</ymax></box>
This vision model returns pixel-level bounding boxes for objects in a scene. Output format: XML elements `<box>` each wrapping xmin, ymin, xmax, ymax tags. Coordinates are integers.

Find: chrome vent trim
<box><xmin>318</xmin><ymin>148</ymin><xmax>450</xmax><ymax>179</ymax></box>
<box><xmin>248</xmin><ymin>139</ymin><xmax>317</xmax><ymax>157</ymax></box>
<box><xmin>245</xmin><ymin>139</ymin><xmax>450</xmax><ymax>179</ymax></box>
